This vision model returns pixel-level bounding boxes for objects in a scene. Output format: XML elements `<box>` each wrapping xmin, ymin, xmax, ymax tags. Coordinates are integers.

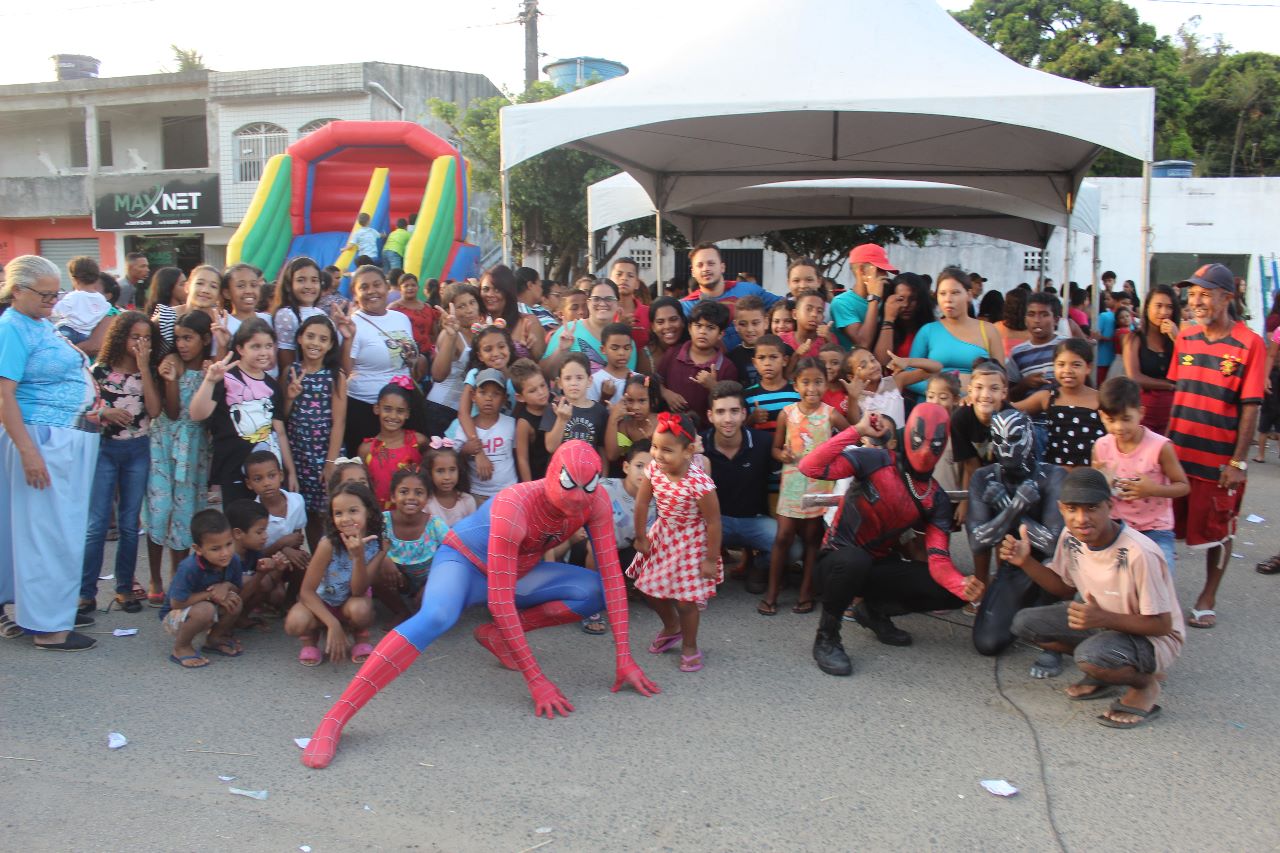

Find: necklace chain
<box><xmin>906</xmin><ymin>470</ymin><xmax>934</xmax><ymax>501</ymax></box>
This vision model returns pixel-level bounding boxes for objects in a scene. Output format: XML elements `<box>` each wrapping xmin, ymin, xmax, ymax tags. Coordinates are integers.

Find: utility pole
<box><xmin>520</xmin><ymin>0</ymin><xmax>539</xmax><ymax>92</ymax></box>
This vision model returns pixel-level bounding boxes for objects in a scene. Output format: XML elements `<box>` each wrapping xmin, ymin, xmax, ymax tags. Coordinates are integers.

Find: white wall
<box><xmin>215</xmin><ymin>95</ymin><xmax>371</xmax><ymax>225</ymax></box>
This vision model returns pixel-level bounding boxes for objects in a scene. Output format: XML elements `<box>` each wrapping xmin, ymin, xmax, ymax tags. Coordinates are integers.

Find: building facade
<box><xmin>0</xmin><ymin>62</ymin><xmax>500</xmax><ymax>288</ymax></box>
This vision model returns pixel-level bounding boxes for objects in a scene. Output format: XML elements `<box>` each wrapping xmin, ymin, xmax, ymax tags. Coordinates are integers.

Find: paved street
<box><xmin>4</xmin><ymin>471</ymin><xmax>1280</xmax><ymax>853</ymax></box>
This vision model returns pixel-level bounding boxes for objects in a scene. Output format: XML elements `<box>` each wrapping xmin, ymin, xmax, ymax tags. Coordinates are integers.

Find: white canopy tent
<box><xmin>501</xmin><ymin>0</ymin><xmax>1154</xmax><ymax>284</ymax></box>
<box><xmin>586</xmin><ymin>172</ymin><xmax>1101</xmax><ymax>262</ymax></box>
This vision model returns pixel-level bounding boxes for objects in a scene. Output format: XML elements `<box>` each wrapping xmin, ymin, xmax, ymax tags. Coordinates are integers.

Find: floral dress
<box><xmin>776</xmin><ymin>402</ymin><xmax>835</xmax><ymax>520</ymax></box>
<box><xmin>143</xmin><ymin>368</ymin><xmax>211</xmax><ymax>550</ymax></box>
<box><xmin>286</xmin><ymin>367</ymin><xmax>336</xmax><ymax>515</ymax></box>
<box><xmin>363</xmin><ymin>435</ymin><xmax>424</xmax><ymax>509</ymax></box>
<box><xmin>627</xmin><ymin>460</ymin><xmax>723</xmax><ymax>604</ymax></box>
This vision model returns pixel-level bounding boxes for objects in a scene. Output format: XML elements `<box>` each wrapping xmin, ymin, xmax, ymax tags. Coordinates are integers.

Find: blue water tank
<box><xmin>542</xmin><ymin>57</ymin><xmax>628</xmax><ymax>91</ymax></box>
<box><xmin>1152</xmin><ymin>160</ymin><xmax>1195</xmax><ymax>178</ymax></box>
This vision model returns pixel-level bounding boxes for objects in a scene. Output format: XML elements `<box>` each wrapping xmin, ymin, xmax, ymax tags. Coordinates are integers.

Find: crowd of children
<box><xmin>43</xmin><ymin>243</ymin><xmax>1224</xmax><ymax>712</ymax></box>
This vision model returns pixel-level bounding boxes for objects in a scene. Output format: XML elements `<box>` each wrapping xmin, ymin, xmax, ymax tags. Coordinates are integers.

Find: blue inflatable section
<box><xmin>286</xmin><ymin>232</ymin><xmax>351</xmax><ymax>270</ymax></box>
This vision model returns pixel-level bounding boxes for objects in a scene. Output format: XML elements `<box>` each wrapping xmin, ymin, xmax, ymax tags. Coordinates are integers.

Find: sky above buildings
<box><xmin>0</xmin><ymin>0</ymin><xmax>1275</xmax><ymax>94</ymax></box>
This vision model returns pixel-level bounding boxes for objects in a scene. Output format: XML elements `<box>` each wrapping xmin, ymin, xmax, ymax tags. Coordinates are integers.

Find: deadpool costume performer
<box><xmin>302</xmin><ymin>441</ymin><xmax>659</xmax><ymax>769</ymax></box>
<box><xmin>798</xmin><ymin>404</ymin><xmax>985</xmax><ymax>676</ymax></box>
<box><xmin>967</xmin><ymin>410</ymin><xmax>1066</xmax><ymax>674</ymax></box>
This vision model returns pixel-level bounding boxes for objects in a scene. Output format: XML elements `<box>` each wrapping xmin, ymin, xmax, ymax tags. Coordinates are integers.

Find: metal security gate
<box><xmin>38</xmin><ymin>238</ymin><xmax>100</xmax><ymax>290</ymax></box>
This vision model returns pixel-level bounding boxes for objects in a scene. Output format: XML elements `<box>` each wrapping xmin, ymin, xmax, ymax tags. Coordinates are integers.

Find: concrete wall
<box><xmin>0</xmin><ymin>216</ymin><xmax>114</xmax><ymax>268</ymax></box>
<box><xmin>0</xmin><ymin>176</ymin><xmax>88</xmax><ymax>218</ymax></box>
<box><xmin>213</xmin><ymin>95</ymin><xmax>372</xmax><ymax>227</ymax></box>
<box><xmin>364</xmin><ymin>63</ymin><xmax>502</xmax><ymax>139</ymax></box>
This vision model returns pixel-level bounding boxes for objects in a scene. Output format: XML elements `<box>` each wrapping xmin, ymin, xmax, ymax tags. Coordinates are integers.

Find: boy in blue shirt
<box><xmin>161</xmin><ymin>509</ymin><xmax>245</xmax><ymax>669</ymax></box>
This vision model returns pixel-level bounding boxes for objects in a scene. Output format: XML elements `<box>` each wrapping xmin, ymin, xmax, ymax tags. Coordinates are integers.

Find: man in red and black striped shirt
<box><xmin>1167</xmin><ymin>263</ymin><xmax>1263</xmax><ymax>631</ymax></box>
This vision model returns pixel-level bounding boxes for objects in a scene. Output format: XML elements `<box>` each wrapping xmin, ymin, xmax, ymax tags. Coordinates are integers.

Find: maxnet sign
<box><xmin>94</xmin><ymin>174</ymin><xmax>221</xmax><ymax>231</ymax></box>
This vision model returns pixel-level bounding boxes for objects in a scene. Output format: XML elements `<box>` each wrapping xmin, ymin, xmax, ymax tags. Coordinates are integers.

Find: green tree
<box><xmin>762</xmin><ymin>226</ymin><xmax>933</xmax><ymax>278</ymax></box>
<box><xmin>1192</xmin><ymin>53</ymin><xmax>1280</xmax><ymax>176</ymax></box>
<box><xmin>169</xmin><ymin>45</ymin><xmax>205</xmax><ymax>71</ymax></box>
<box><xmin>953</xmin><ymin>0</ymin><xmax>1194</xmax><ymax>174</ymax></box>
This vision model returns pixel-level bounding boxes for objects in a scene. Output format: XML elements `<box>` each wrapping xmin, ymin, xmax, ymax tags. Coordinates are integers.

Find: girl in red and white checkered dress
<box><xmin>628</xmin><ymin>412</ymin><xmax>723</xmax><ymax>673</ymax></box>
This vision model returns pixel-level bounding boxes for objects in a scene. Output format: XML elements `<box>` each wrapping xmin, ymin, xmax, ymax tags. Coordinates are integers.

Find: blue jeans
<box><xmin>721</xmin><ymin>515</ymin><xmax>801</xmax><ymax>567</ymax></box>
<box><xmin>1142</xmin><ymin>528</ymin><xmax>1176</xmax><ymax>579</ymax></box>
<box><xmin>81</xmin><ymin>436</ymin><xmax>150</xmax><ymax>598</ymax></box>
<box><xmin>383</xmin><ymin>250</ymin><xmax>403</xmax><ymax>272</ymax></box>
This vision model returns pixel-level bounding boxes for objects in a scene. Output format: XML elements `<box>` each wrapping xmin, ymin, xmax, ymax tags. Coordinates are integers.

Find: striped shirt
<box><xmin>1167</xmin><ymin>321</ymin><xmax>1264</xmax><ymax>481</ymax></box>
<box><xmin>744</xmin><ymin>382</ymin><xmax>800</xmax><ymax>432</ymax></box>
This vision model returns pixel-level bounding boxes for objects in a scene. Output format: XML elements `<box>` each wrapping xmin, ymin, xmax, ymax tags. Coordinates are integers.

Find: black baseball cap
<box><xmin>1177</xmin><ymin>263</ymin><xmax>1235</xmax><ymax>293</ymax></box>
<box><xmin>1059</xmin><ymin>468</ymin><xmax>1112</xmax><ymax>505</ymax></box>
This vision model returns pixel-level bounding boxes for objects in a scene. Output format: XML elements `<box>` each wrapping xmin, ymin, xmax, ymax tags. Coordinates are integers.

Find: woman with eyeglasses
<box><xmin>541</xmin><ymin>280</ymin><xmax>640</xmax><ymax>379</ymax></box>
<box><xmin>0</xmin><ymin>255</ymin><xmax>102</xmax><ymax>651</ymax></box>
<box><xmin>478</xmin><ymin>264</ymin><xmax>545</xmax><ymax>361</ymax></box>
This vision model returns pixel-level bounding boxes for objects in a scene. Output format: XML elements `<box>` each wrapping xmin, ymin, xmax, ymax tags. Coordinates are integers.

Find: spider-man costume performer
<box><xmin>301</xmin><ymin>441</ymin><xmax>660</xmax><ymax>769</ymax></box>
<box><xmin>799</xmin><ymin>405</ymin><xmax>984</xmax><ymax>676</ymax></box>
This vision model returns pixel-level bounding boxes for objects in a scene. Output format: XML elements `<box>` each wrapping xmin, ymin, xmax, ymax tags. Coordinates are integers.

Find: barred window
<box><xmin>234</xmin><ymin>122</ymin><xmax>288</xmax><ymax>182</ymax></box>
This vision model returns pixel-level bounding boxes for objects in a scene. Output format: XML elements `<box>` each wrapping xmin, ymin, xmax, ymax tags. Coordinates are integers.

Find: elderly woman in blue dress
<box><xmin>0</xmin><ymin>255</ymin><xmax>101</xmax><ymax>651</ymax></box>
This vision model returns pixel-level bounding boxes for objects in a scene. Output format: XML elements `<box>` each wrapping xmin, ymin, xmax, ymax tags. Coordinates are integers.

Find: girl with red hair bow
<box><xmin>358</xmin><ymin>382</ymin><xmax>428</xmax><ymax>509</ymax></box>
<box><xmin>627</xmin><ymin>412</ymin><xmax>723</xmax><ymax>673</ymax></box>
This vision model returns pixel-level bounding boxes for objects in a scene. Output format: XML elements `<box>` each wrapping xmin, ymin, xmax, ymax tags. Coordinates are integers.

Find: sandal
<box><xmin>1187</xmin><ymin>608</ymin><xmax>1216</xmax><ymax>629</ymax></box>
<box><xmin>203</xmin><ymin>638</ymin><xmax>243</xmax><ymax>657</ymax></box>
<box><xmin>147</xmin><ymin>591</ymin><xmax>166</xmax><ymax>608</ymax></box>
<box><xmin>130</xmin><ymin>580</ymin><xmax>148</xmax><ymax>601</ymax></box>
<box><xmin>580</xmin><ymin>613</ymin><xmax>607</xmax><ymax>635</ymax></box>
<box><xmin>1097</xmin><ymin>701</ymin><xmax>1162</xmax><ymax>729</ymax></box>
<box><xmin>679</xmin><ymin>650</ymin><xmax>704</xmax><ymax>672</ymax></box>
<box><xmin>169</xmin><ymin>653</ymin><xmax>210</xmax><ymax>669</ymax></box>
<box><xmin>756</xmin><ymin>599</ymin><xmax>778</xmax><ymax>616</ymax></box>
<box><xmin>1256</xmin><ymin>556</ymin><xmax>1280</xmax><ymax>575</ymax></box>
<box><xmin>791</xmin><ymin>600</ymin><xmax>815</xmax><ymax>615</ymax></box>
<box><xmin>647</xmin><ymin>631</ymin><xmax>683</xmax><ymax>654</ymax></box>
<box><xmin>1066</xmin><ymin>677</ymin><xmax>1121</xmax><ymax>701</ymax></box>
<box><xmin>111</xmin><ymin>594</ymin><xmax>142</xmax><ymax>614</ymax></box>
<box><xmin>0</xmin><ymin>606</ymin><xmax>24</xmax><ymax>639</ymax></box>
<box><xmin>298</xmin><ymin>645</ymin><xmax>323</xmax><ymax>666</ymax></box>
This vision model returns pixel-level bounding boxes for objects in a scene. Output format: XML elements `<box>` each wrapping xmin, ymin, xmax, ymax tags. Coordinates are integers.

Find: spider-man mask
<box><xmin>990</xmin><ymin>409</ymin><xmax>1036</xmax><ymax>480</ymax></box>
<box><xmin>904</xmin><ymin>402</ymin><xmax>950</xmax><ymax>476</ymax></box>
<box><xmin>543</xmin><ymin>440</ymin><xmax>603</xmax><ymax>514</ymax></box>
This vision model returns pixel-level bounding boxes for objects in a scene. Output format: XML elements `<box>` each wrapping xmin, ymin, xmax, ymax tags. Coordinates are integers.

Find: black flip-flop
<box><xmin>169</xmin><ymin>653</ymin><xmax>210</xmax><ymax>669</ymax></box>
<box><xmin>1097</xmin><ymin>702</ymin><xmax>1162</xmax><ymax>729</ymax></box>
<box><xmin>1067</xmin><ymin>678</ymin><xmax>1121</xmax><ymax>701</ymax></box>
<box><xmin>757</xmin><ymin>599</ymin><xmax>778</xmax><ymax>616</ymax></box>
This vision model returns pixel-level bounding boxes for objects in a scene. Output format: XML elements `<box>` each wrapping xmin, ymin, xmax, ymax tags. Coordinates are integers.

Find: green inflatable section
<box><xmin>419</xmin><ymin>158</ymin><xmax>457</xmax><ymax>281</ymax></box>
<box><xmin>240</xmin><ymin>156</ymin><xmax>294</xmax><ymax>281</ymax></box>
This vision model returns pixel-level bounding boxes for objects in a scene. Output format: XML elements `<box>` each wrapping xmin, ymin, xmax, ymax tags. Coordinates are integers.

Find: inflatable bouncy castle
<box><xmin>226</xmin><ymin>121</ymin><xmax>479</xmax><ymax>290</ymax></box>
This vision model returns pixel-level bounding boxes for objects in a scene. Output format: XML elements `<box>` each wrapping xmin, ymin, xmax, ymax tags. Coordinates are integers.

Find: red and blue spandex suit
<box><xmin>302</xmin><ymin>440</ymin><xmax>660</xmax><ymax>769</ymax></box>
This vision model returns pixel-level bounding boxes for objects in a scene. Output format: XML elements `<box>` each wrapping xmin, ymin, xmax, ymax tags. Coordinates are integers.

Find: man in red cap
<box><xmin>831</xmin><ymin>243</ymin><xmax>899</xmax><ymax>350</ymax></box>
<box><xmin>1167</xmin><ymin>263</ymin><xmax>1263</xmax><ymax>630</ymax></box>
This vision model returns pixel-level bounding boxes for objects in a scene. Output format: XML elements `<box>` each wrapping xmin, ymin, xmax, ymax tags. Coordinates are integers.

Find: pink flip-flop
<box><xmin>679</xmin><ymin>650</ymin><xmax>704</xmax><ymax>672</ymax></box>
<box><xmin>647</xmin><ymin>631</ymin><xmax>682</xmax><ymax>654</ymax></box>
<box><xmin>350</xmin><ymin>642</ymin><xmax>375</xmax><ymax>663</ymax></box>
<box><xmin>298</xmin><ymin>645</ymin><xmax>322</xmax><ymax>666</ymax></box>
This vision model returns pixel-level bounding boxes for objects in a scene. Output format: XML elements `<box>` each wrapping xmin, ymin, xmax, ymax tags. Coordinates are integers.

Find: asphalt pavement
<box><xmin>3</xmin><ymin>468</ymin><xmax>1280</xmax><ymax>852</ymax></box>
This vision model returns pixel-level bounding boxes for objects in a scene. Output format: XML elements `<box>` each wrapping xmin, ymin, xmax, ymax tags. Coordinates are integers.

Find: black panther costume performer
<box><xmin>966</xmin><ymin>409</ymin><xmax>1068</xmax><ymax>676</ymax></box>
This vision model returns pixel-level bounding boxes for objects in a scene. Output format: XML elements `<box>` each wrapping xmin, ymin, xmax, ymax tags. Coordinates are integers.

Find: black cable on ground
<box><xmin>993</xmin><ymin>654</ymin><xmax>1069</xmax><ymax>853</ymax></box>
<box><xmin>918</xmin><ymin>611</ymin><xmax>1068</xmax><ymax>853</ymax></box>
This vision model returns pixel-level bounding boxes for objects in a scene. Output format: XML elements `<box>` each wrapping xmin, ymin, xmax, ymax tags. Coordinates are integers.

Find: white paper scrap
<box><xmin>294</xmin><ymin>737</ymin><xmax>311</xmax><ymax>749</ymax></box>
<box><xmin>536</xmin><ymin>827</ymin><xmax>553</xmax><ymax>834</ymax></box>
<box><xmin>218</xmin><ymin>775</ymin><xmax>237</xmax><ymax>782</ymax></box>
<box><xmin>1246</xmin><ymin>514</ymin><xmax>1265</xmax><ymax>523</ymax></box>
<box><xmin>980</xmin><ymin>779</ymin><xmax>1018</xmax><ymax>797</ymax></box>
<box><xmin>228</xmin><ymin>787</ymin><xmax>269</xmax><ymax>800</ymax></box>
<box><xmin>112</xmin><ymin>628</ymin><xmax>139</xmax><ymax>637</ymax></box>
<box><xmin>107</xmin><ymin>732</ymin><xmax>128</xmax><ymax>750</ymax></box>
<box><xmin>300</xmin><ymin>847</ymin><xmax>312</xmax><ymax>852</ymax></box>
<box><xmin>99</xmin><ymin>574</ymin><xmax>114</xmax><ymax>581</ymax></box>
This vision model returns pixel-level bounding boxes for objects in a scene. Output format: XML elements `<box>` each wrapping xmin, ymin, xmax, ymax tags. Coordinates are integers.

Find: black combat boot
<box><xmin>852</xmin><ymin>601</ymin><xmax>913</xmax><ymax>646</ymax></box>
<box><xmin>813</xmin><ymin>611</ymin><xmax>853</xmax><ymax>676</ymax></box>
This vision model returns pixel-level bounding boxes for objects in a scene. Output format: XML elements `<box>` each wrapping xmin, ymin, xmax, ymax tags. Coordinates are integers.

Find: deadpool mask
<box><xmin>543</xmin><ymin>440</ymin><xmax>602</xmax><ymax>514</ymax></box>
<box><xmin>904</xmin><ymin>402</ymin><xmax>950</xmax><ymax>476</ymax></box>
<box><xmin>990</xmin><ymin>409</ymin><xmax>1036</xmax><ymax>480</ymax></box>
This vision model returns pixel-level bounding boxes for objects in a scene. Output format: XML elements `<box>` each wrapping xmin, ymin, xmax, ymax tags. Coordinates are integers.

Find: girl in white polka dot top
<box><xmin>1013</xmin><ymin>338</ymin><xmax>1104</xmax><ymax>469</ymax></box>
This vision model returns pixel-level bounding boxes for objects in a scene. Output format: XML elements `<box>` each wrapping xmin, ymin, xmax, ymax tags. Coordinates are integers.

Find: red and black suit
<box><xmin>800</xmin><ymin>427</ymin><xmax>969</xmax><ymax>624</ymax></box>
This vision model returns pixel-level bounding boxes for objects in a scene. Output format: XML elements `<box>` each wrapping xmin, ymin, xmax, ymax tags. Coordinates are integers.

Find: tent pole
<box><xmin>1062</xmin><ymin>227</ymin><xmax>1073</xmax><ymax>299</ymax></box>
<box><xmin>654</xmin><ymin>210</ymin><xmax>664</xmax><ymax>294</ymax></box>
<box><xmin>1140</xmin><ymin>160</ymin><xmax>1152</xmax><ymax>298</ymax></box>
<box><xmin>500</xmin><ymin>168</ymin><xmax>512</xmax><ymax>267</ymax></box>
<box><xmin>586</xmin><ymin>186</ymin><xmax>595</xmax><ymax>276</ymax></box>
